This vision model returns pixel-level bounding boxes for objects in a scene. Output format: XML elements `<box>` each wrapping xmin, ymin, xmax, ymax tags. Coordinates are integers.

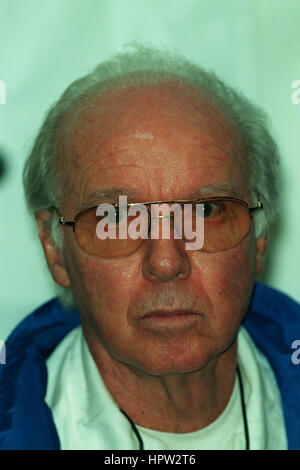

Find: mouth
<box><xmin>142</xmin><ymin>309</ymin><xmax>200</xmax><ymax>319</ymax></box>
<box><xmin>139</xmin><ymin>310</ymin><xmax>202</xmax><ymax>332</ymax></box>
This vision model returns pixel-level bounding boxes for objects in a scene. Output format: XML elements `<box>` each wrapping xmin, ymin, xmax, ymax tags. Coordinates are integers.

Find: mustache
<box><xmin>131</xmin><ymin>285</ymin><xmax>207</xmax><ymax>317</ymax></box>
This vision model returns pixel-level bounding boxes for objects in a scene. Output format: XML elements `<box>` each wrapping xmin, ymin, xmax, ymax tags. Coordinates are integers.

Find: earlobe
<box><xmin>36</xmin><ymin>211</ymin><xmax>70</xmax><ymax>288</ymax></box>
<box><xmin>255</xmin><ymin>234</ymin><xmax>268</xmax><ymax>275</ymax></box>
<box><xmin>50</xmin><ymin>263</ymin><xmax>70</xmax><ymax>287</ymax></box>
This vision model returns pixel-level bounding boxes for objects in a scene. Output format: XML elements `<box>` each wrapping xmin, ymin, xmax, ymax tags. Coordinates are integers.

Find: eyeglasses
<box><xmin>57</xmin><ymin>197</ymin><xmax>263</xmax><ymax>258</ymax></box>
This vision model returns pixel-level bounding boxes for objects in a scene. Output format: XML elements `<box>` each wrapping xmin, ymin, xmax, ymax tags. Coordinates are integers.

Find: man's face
<box><xmin>54</xmin><ymin>83</ymin><xmax>262</xmax><ymax>376</ymax></box>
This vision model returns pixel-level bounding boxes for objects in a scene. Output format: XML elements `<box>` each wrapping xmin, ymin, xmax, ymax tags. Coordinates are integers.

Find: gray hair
<box><xmin>23</xmin><ymin>45</ymin><xmax>281</xmax><ymax>309</ymax></box>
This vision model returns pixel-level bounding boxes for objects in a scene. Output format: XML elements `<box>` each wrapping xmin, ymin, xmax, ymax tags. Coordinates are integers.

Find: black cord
<box><xmin>237</xmin><ymin>364</ymin><xmax>250</xmax><ymax>450</ymax></box>
<box><xmin>120</xmin><ymin>365</ymin><xmax>250</xmax><ymax>450</ymax></box>
<box><xmin>120</xmin><ymin>408</ymin><xmax>144</xmax><ymax>450</ymax></box>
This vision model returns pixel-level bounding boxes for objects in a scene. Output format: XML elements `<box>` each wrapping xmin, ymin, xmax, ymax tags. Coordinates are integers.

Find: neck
<box><xmin>83</xmin><ymin>328</ymin><xmax>238</xmax><ymax>433</ymax></box>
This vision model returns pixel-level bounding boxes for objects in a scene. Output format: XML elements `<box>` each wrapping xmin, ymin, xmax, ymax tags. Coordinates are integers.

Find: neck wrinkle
<box><xmin>83</xmin><ymin>325</ymin><xmax>238</xmax><ymax>433</ymax></box>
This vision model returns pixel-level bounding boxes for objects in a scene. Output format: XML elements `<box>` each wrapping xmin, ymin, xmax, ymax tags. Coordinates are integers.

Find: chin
<box><xmin>128</xmin><ymin>345</ymin><xmax>218</xmax><ymax>377</ymax></box>
<box><xmin>127</xmin><ymin>333</ymin><xmax>237</xmax><ymax>377</ymax></box>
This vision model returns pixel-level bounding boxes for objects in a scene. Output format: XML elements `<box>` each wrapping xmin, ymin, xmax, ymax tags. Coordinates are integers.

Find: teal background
<box><xmin>0</xmin><ymin>0</ymin><xmax>299</xmax><ymax>340</ymax></box>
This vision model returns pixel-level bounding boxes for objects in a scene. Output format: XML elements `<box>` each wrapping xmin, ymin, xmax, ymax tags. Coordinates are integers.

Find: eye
<box><xmin>203</xmin><ymin>201</ymin><xmax>223</xmax><ymax>219</ymax></box>
<box><xmin>103</xmin><ymin>206</ymin><xmax>128</xmax><ymax>225</ymax></box>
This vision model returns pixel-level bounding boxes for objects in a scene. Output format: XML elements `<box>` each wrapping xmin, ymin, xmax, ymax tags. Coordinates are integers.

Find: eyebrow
<box><xmin>190</xmin><ymin>183</ymin><xmax>241</xmax><ymax>199</ymax></box>
<box><xmin>81</xmin><ymin>183</ymin><xmax>241</xmax><ymax>209</ymax></box>
<box><xmin>80</xmin><ymin>187</ymin><xmax>140</xmax><ymax>209</ymax></box>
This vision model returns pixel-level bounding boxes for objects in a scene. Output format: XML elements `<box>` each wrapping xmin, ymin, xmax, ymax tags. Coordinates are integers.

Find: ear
<box><xmin>36</xmin><ymin>211</ymin><xmax>70</xmax><ymax>288</ymax></box>
<box><xmin>255</xmin><ymin>234</ymin><xmax>268</xmax><ymax>275</ymax></box>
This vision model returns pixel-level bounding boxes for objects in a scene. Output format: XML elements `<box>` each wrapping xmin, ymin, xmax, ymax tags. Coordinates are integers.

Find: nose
<box><xmin>142</xmin><ymin>234</ymin><xmax>191</xmax><ymax>282</ymax></box>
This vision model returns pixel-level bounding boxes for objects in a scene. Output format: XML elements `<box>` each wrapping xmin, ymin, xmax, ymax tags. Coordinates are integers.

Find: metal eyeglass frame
<box><xmin>57</xmin><ymin>196</ymin><xmax>263</xmax><ymax>229</ymax></box>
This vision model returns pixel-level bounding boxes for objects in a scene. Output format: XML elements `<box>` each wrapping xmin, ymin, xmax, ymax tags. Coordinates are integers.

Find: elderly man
<box><xmin>0</xmin><ymin>47</ymin><xmax>299</xmax><ymax>451</ymax></box>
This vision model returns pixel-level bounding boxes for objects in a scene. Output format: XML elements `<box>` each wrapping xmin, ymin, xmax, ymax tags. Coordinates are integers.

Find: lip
<box><xmin>138</xmin><ymin>310</ymin><xmax>201</xmax><ymax>333</ymax></box>
<box><xmin>141</xmin><ymin>309</ymin><xmax>201</xmax><ymax>319</ymax></box>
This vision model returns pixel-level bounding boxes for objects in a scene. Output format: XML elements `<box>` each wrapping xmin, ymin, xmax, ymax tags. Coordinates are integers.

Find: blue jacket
<box><xmin>0</xmin><ymin>282</ymin><xmax>299</xmax><ymax>450</ymax></box>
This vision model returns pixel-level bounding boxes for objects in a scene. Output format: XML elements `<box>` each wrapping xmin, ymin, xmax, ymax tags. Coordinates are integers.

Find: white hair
<box><xmin>23</xmin><ymin>45</ymin><xmax>281</xmax><ymax>309</ymax></box>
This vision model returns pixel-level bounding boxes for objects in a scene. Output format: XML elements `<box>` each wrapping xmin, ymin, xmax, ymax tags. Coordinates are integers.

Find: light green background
<box><xmin>0</xmin><ymin>0</ymin><xmax>299</xmax><ymax>340</ymax></box>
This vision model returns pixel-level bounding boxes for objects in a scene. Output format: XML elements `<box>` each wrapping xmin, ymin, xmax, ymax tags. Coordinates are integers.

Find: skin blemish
<box><xmin>132</xmin><ymin>132</ymin><xmax>154</xmax><ymax>140</ymax></box>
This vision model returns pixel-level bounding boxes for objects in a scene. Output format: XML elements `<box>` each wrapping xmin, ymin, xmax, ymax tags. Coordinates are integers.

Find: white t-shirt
<box><xmin>45</xmin><ymin>325</ymin><xmax>287</xmax><ymax>450</ymax></box>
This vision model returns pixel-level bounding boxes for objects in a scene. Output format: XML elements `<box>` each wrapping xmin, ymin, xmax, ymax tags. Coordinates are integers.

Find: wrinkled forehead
<box><xmin>58</xmin><ymin>82</ymin><xmax>247</xmax><ymax>200</ymax></box>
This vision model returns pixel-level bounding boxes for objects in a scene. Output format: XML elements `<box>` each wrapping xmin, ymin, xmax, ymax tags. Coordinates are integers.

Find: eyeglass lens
<box><xmin>74</xmin><ymin>199</ymin><xmax>251</xmax><ymax>258</ymax></box>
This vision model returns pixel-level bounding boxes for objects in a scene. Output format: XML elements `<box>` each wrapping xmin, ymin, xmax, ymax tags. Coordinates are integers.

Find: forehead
<box><xmin>60</xmin><ymin>82</ymin><xmax>247</xmax><ymax>208</ymax></box>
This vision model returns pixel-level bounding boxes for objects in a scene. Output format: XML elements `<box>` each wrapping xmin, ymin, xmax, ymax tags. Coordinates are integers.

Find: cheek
<box><xmin>63</xmin><ymin>238</ymin><xmax>136</xmax><ymax>325</ymax></box>
<box><xmin>191</xmin><ymin>237</ymin><xmax>257</xmax><ymax>330</ymax></box>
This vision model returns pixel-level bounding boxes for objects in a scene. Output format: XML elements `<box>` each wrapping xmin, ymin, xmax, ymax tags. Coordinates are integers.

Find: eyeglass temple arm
<box><xmin>58</xmin><ymin>217</ymin><xmax>74</xmax><ymax>227</ymax></box>
<box><xmin>249</xmin><ymin>201</ymin><xmax>263</xmax><ymax>213</ymax></box>
<box><xmin>48</xmin><ymin>207</ymin><xmax>75</xmax><ymax>227</ymax></box>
